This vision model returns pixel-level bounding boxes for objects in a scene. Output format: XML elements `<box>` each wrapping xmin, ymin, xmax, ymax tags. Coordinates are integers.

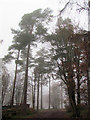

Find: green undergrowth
<box><xmin>2</xmin><ymin>107</ymin><xmax>37</xmax><ymax>119</ymax></box>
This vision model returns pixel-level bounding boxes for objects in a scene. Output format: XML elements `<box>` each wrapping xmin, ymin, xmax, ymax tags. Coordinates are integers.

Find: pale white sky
<box><xmin>0</xmin><ymin>0</ymin><xmax>59</xmax><ymax>58</ymax></box>
<box><xmin>0</xmin><ymin>0</ymin><xmax>88</xmax><ymax>58</ymax></box>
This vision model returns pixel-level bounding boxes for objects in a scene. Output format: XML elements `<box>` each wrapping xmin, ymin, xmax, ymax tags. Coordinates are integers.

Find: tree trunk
<box><xmin>33</xmin><ymin>78</ymin><xmax>36</xmax><ymax>109</ymax></box>
<box><xmin>68</xmin><ymin>86</ymin><xmax>77</xmax><ymax>117</ymax></box>
<box><xmin>84</xmin><ymin>32</ymin><xmax>90</xmax><ymax>117</ymax></box>
<box><xmin>48</xmin><ymin>76</ymin><xmax>50</xmax><ymax>109</ymax></box>
<box><xmin>77</xmin><ymin>58</ymin><xmax>80</xmax><ymax>117</ymax></box>
<box><xmin>69</xmin><ymin>63</ymin><xmax>79</xmax><ymax>117</ymax></box>
<box><xmin>37</xmin><ymin>76</ymin><xmax>40</xmax><ymax>110</ymax></box>
<box><xmin>2</xmin><ymin>91</ymin><xmax>6</xmax><ymax>105</ymax></box>
<box><xmin>23</xmin><ymin>43</ymin><xmax>30</xmax><ymax>105</ymax></box>
<box><xmin>87</xmin><ymin>33</ymin><xmax>90</xmax><ymax>117</ymax></box>
<box><xmin>87</xmin><ymin>68</ymin><xmax>90</xmax><ymax>117</ymax></box>
<box><xmin>68</xmin><ymin>68</ymin><xmax>77</xmax><ymax>117</ymax></box>
<box><xmin>60</xmin><ymin>82</ymin><xmax>63</xmax><ymax>109</ymax></box>
<box><xmin>41</xmin><ymin>75</ymin><xmax>43</xmax><ymax>110</ymax></box>
<box><xmin>11</xmin><ymin>50</ymin><xmax>20</xmax><ymax>106</ymax></box>
<box><xmin>32</xmin><ymin>83</ymin><xmax>33</xmax><ymax>108</ymax></box>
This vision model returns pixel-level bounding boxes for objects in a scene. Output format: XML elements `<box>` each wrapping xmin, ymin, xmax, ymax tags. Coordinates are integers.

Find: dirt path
<box><xmin>28</xmin><ymin>109</ymin><xmax>69</xmax><ymax>118</ymax></box>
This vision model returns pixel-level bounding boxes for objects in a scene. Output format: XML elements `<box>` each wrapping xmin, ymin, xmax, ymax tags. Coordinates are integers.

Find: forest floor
<box><xmin>18</xmin><ymin>109</ymin><xmax>69</xmax><ymax>119</ymax></box>
<box><xmin>3</xmin><ymin>107</ymin><xmax>71</xmax><ymax>119</ymax></box>
<box><xmin>3</xmin><ymin>108</ymin><xmax>89</xmax><ymax>119</ymax></box>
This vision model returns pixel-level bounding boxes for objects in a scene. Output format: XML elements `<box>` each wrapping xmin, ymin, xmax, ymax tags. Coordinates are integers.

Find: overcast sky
<box><xmin>0</xmin><ymin>0</ymin><xmax>88</xmax><ymax>58</ymax></box>
<box><xmin>0</xmin><ymin>0</ymin><xmax>59</xmax><ymax>58</ymax></box>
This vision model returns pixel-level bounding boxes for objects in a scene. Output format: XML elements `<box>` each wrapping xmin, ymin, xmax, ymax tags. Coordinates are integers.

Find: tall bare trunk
<box><xmin>11</xmin><ymin>50</ymin><xmax>20</xmax><ymax>106</ymax></box>
<box><xmin>87</xmin><ymin>68</ymin><xmax>90</xmax><ymax>117</ymax></box>
<box><xmin>37</xmin><ymin>76</ymin><xmax>39</xmax><ymax>110</ymax></box>
<box><xmin>77</xmin><ymin>58</ymin><xmax>80</xmax><ymax>117</ymax></box>
<box><xmin>33</xmin><ymin>78</ymin><xmax>36</xmax><ymax>109</ymax></box>
<box><xmin>87</xmin><ymin>32</ymin><xmax>90</xmax><ymax>117</ymax></box>
<box><xmin>84</xmin><ymin>32</ymin><xmax>90</xmax><ymax>117</ymax></box>
<box><xmin>41</xmin><ymin>75</ymin><xmax>43</xmax><ymax>109</ymax></box>
<box><xmin>23</xmin><ymin>43</ymin><xmax>30</xmax><ymax>105</ymax></box>
<box><xmin>88</xmin><ymin>68</ymin><xmax>90</xmax><ymax>107</ymax></box>
<box><xmin>48</xmin><ymin>76</ymin><xmax>50</xmax><ymax>109</ymax></box>
<box><xmin>32</xmin><ymin>83</ymin><xmax>33</xmax><ymax>108</ymax></box>
<box><xmin>60</xmin><ymin>82</ymin><xmax>63</xmax><ymax>109</ymax></box>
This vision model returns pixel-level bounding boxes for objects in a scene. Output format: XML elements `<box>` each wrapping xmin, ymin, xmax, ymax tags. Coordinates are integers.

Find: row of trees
<box><xmin>2</xmin><ymin>8</ymin><xmax>56</xmax><ymax>109</ymax></box>
<box><xmin>2</xmin><ymin>5</ymin><xmax>90</xmax><ymax>118</ymax></box>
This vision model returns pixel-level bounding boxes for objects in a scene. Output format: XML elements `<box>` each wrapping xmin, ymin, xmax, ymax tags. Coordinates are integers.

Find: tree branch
<box><xmin>59</xmin><ymin>0</ymin><xmax>70</xmax><ymax>15</ymax></box>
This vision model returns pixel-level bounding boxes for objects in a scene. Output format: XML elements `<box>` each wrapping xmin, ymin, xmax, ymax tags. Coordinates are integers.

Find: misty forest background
<box><xmin>1</xmin><ymin>0</ymin><xmax>90</xmax><ymax>118</ymax></box>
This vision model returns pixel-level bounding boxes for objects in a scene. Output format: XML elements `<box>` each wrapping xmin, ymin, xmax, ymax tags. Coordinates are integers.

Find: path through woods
<box><xmin>27</xmin><ymin>109</ymin><xmax>69</xmax><ymax>118</ymax></box>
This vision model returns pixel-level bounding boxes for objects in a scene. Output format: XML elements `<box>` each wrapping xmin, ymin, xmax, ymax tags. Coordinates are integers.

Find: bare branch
<box><xmin>59</xmin><ymin>0</ymin><xmax>71</xmax><ymax>15</ymax></box>
<box><xmin>76</xmin><ymin>2</ymin><xmax>89</xmax><ymax>12</ymax></box>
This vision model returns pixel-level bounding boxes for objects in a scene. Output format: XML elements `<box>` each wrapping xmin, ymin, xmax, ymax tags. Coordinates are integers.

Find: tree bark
<box><xmin>23</xmin><ymin>43</ymin><xmax>30</xmax><ymax>105</ymax></box>
<box><xmin>37</xmin><ymin>76</ymin><xmax>40</xmax><ymax>110</ymax></box>
<box><xmin>87</xmin><ymin>33</ymin><xmax>90</xmax><ymax>117</ymax></box>
<box><xmin>84</xmin><ymin>32</ymin><xmax>90</xmax><ymax>117</ymax></box>
<box><xmin>68</xmin><ymin>85</ymin><xmax>77</xmax><ymax>117</ymax></box>
<box><xmin>2</xmin><ymin>91</ymin><xmax>6</xmax><ymax>105</ymax></box>
<box><xmin>76</xmin><ymin>57</ymin><xmax>80</xmax><ymax>117</ymax></box>
<box><xmin>87</xmin><ymin>68</ymin><xmax>90</xmax><ymax>117</ymax></box>
<box><xmin>33</xmin><ymin>77</ymin><xmax>36</xmax><ymax>109</ymax></box>
<box><xmin>32</xmin><ymin>83</ymin><xmax>33</xmax><ymax>108</ymax></box>
<box><xmin>67</xmin><ymin>67</ymin><xmax>77</xmax><ymax>117</ymax></box>
<box><xmin>60</xmin><ymin>82</ymin><xmax>63</xmax><ymax>109</ymax></box>
<box><xmin>41</xmin><ymin>75</ymin><xmax>43</xmax><ymax>110</ymax></box>
<box><xmin>11</xmin><ymin>50</ymin><xmax>20</xmax><ymax>106</ymax></box>
<box><xmin>48</xmin><ymin>76</ymin><xmax>50</xmax><ymax>109</ymax></box>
